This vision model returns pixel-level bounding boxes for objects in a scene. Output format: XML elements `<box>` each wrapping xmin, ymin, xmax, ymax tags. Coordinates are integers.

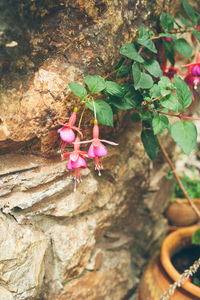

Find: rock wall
<box><xmin>0</xmin><ymin>1</ymin><xmax>176</xmax><ymax>299</ymax></box>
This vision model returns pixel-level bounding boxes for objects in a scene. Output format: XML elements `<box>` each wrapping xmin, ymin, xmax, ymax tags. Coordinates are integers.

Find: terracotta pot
<box><xmin>137</xmin><ymin>226</ymin><xmax>200</xmax><ymax>300</ymax></box>
<box><xmin>165</xmin><ymin>198</ymin><xmax>200</xmax><ymax>227</ymax></box>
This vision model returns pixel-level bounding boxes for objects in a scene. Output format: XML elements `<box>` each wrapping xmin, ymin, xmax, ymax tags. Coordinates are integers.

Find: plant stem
<box><xmin>78</xmin><ymin>104</ymin><xmax>86</xmax><ymax>129</ymax></box>
<box><xmin>157</xmin><ymin>135</ymin><xmax>200</xmax><ymax>219</ymax></box>
<box><xmin>104</xmin><ymin>69</ymin><xmax>117</xmax><ymax>79</ymax></box>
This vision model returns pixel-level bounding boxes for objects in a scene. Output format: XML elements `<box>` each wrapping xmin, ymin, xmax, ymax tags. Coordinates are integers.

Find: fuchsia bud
<box><xmin>164</xmin><ymin>37</ymin><xmax>172</xmax><ymax>43</ymax></box>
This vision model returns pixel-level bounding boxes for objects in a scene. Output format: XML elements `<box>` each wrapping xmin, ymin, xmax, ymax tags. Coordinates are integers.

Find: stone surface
<box><xmin>0</xmin><ymin>213</ymin><xmax>48</xmax><ymax>300</ymax></box>
<box><xmin>0</xmin><ymin>119</ymin><xmax>174</xmax><ymax>299</ymax></box>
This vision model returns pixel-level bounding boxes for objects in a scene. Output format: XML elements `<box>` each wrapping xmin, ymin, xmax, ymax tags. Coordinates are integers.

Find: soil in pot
<box><xmin>172</xmin><ymin>244</ymin><xmax>200</xmax><ymax>287</ymax></box>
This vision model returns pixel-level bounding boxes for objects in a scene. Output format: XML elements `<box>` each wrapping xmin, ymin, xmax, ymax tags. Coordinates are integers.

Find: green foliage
<box><xmin>192</xmin><ymin>228</ymin><xmax>200</xmax><ymax>245</ymax></box>
<box><xmin>152</xmin><ymin>114</ymin><xmax>169</xmax><ymax>135</ymax></box>
<box><xmin>86</xmin><ymin>100</ymin><xmax>113</xmax><ymax>126</ymax></box>
<box><xmin>132</xmin><ymin>62</ymin><xmax>153</xmax><ymax>90</ymax></box>
<box><xmin>84</xmin><ymin>75</ymin><xmax>105</xmax><ymax>93</ymax></box>
<box><xmin>163</xmin><ymin>40</ymin><xmax>175</xmax><ymax>65</ymax></box>
<box><xmin>131</xmin><ymin>113</ymin><xmax>141</xmax><ymax>122</ymax></box>
<box><xmin>137</xmin><ymin>26</ymin><xmax>157</xmax><ymax>53</ymax></box>
<box><xmin>174</xmin><ymin>75</ymin><xmax>192</xmax><ymax>109</ymax></box>
<box><xmin>141</xmin><ymin>129</ymin><xmax>159</xmax><ymax>160</ymax></box>
<box><xmin>105</xmin><ymin>81</ymin><xmax>124</xmax><ymax>97</ymax></box>
<box><xmin>117</xmin><ymin>65</ymin><xmax>130</xmax><ymax>78</ymax></box>
<box><xmin>160</xmin><ymin>13</ymin><xmax>176</xmax><ymax>32</ymax></box>
<box><xmin>158</xmin><ymin>76</ymin><xmax>174</xmax><ymax>96</ymax></box>
<box><xmin>181</xmin><ymin>0</ymin><xmax>199</xmax><ymax>26</ymax></box>
<box><xmin>143</xmin><ymin>59</ymin><xmax>163</xmax><ymax>78</ymax></box>
<box><xmin>173</xmin><ymin>175</ymin><xmax>200</xmax><ymax>199</ymax></box>
<box><xmin>173</xmin><ymin>38</ymin><xmax>192</xmax><ymax>59</ymax></box>
<box><xmin>120</xmin><ymin>43</ymin><xmax>144</xmax><ymax>63</ymax></box>
<box><xmin>178</xmin><ymin>13</ymin><xmax>193</xmax><ymax>27</ymax></box>
<box><xmin>171</xmin><ymin>121</ymin><xmax>197</xmax><ymax>155</ymax></box>
<box><xmin>68</xmin><ymin>0</ymin><xmax>199</xmax><ymax>164</ymax></box>
<box><xmin>68</xmin><ymin>82</ymin><xmax>87</xmax><ymax>99</ymax></box>
<box><xmin>160</xmin><ymin>94</ymin><xmax>180</xmax><ymax>112</ymax></box>
<box><xmin>192</xmin><ymin>30</ymin><xmax>200</xmax><ymax>42</ymax></box>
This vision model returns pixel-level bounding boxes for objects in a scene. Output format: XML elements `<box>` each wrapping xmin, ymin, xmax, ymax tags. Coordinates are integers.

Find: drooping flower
<box><xmin>183</xmin><ymin>53</ymin><xmax>200</xmax><ymax>90</ymax></box>
<box><xmin>58</xmin><ymin>107</ymin><xmax>82</xmax><ymax>144</ymax></box>
<box><xmin>161</xmin><ymin>61</ymin><xmax>178</xmax><ymax>79</ymax></box>
<box><xmin>62</xmin><ymin>137</ymin><xmax>87</xmax><ymax>191</ymax></box>
<box><xmin>77</xmin><ymin>120</ymin><xmax>118</xmax><ymax>176</ymax></box>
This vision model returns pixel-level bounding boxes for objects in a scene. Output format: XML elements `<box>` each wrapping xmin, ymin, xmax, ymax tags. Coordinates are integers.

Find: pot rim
<box><xmin>160</xmin><ymin>225</ymin><xmax>200</xmax><ymax>297</ymax></box>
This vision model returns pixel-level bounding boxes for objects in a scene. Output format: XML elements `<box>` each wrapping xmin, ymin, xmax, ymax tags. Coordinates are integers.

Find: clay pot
<box><xmin>137</xmin><ymin>226</ymin><xmax>200</xmax><ymax>300</ymax></box>
<box><xmin>165</xmin><ymin>198</ymin><xmax>200</xmax><ymax>227</ymax></box>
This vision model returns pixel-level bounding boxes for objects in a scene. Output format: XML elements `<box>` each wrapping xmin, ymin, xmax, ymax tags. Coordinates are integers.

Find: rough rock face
<box><xmin>0</xmin><ymin>1</ymin><xmax>176</xmax><ymax>299</ymax></box>
<box><xmin>0</xmin><ymin>120</ymin><xmax>174</xmax><ymax>299</ymax></box>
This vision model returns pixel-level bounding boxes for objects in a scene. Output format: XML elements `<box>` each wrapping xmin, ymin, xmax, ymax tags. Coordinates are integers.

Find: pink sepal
<box><xmin>100</xmin><ymin>139</ymin><xmax>118</xmax><ymax>145</ymax></box>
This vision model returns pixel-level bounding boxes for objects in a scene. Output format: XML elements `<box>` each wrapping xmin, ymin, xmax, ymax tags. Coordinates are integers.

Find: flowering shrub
<box><xmin>58</xmin><ymin>0</ymin><xmax>200</xmax><ymax>191</ymax></box>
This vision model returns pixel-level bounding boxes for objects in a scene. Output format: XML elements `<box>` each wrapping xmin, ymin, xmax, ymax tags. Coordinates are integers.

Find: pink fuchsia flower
<box><xmin>58</xmin><ymin>107</ymin><xmax>82</xmax><ymax>144</ymax></box>
<box><xmin>77</xmin><ymin>120</ymin><xmax>118</xmax><ymax>176</ymax></box>
<box><xmin>183</xmin><ymin>53</ymin><xmax>200</xmax><ymax>90</ymax></box>
<box><xmin>62</xmin><ymin>137</ymin><xmax>88</xmax><ymax>191</ymax></box>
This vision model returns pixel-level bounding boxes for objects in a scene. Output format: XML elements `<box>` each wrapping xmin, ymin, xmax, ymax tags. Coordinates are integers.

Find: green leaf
<box><xmin>173</xmin><ymin>38</ymin><xmax>192</xmax><ymax>59</ymax></box>
<box><xmin>152</xmin><ymin>114</ymin><xmax>169</xmax><ymax>135</ymax></box>
<box><xmin>158</xmin><ymin>76</ymin><xmax>174</xmax><ymax>96</ymax></box>
<box><xmin>120</xmin><ymin>43</ymin><xmax>144</xmax><ymax>63</ymax></box>
<box><xmin>178</xmin><ymin>13</ymin><xmax>193</xmax><ymax>27</ymax></box>
<box><xmin>131</xmin><ymin>113</ymin><xmax>141</xmax><ymax>122</ymax></box>
<box><xmin>122</xmin><ymin>84</ymin><xmax>142</xmax><ymax>108</ymax></box>
<box><xmin>160</xmin><ymin>13</ymin><xmax>175</xmax><ymax>32</ymax></box>
<box><xmin>137</xmin><ymin>27</ymin><xmax>157</xmax><ymax>54</ymax></box>
<box><xmin>174</xmin><ymin>75</ymin><xmax>192</xmax><ymax>109</ymax></box>
<box><xmin>132</xmin><ymin>62</ymin><xmax>153</xmax><ymax>90</ymax></box>
<box><xmin>150</xmin><ymin>84</ymin><xmax>161</xmax><ymax>99</ymax></box>
<box><xmin>68</xmin><ymin>82</ymin><xmax>87</xmax><ymax>99</ymax></box>
<box><xmin>84</xmin><ymin>75</ymin><xmax>105</xmax><ymax>94</ymax></box>
<box><xmin>143</xmin><ymin>59</ymin><xmax>163</xmax><ymax>78</ymax></box>
<box><xmin>192</xmin><ymin>30</ymin><xmax>200</xmax><ymax>42</ymax></box>
<box><xmin>192</xmin><ymin>228</ymin><xmax>200</xmax><ymax>245</ymax></box>
<box><xmin>117</xmin><ymin>65</ymin><xmax>130</xmax><ymax>78</ymax></box>
<box><xmin>139</xmin><ymin>110</ymin><xmax>152</xmax><ymax>120</ymax></box>
<box><xmin>105</xmin><ymin>81</ymin><xmax>124</xmax><ymax>97</ymax></box>
<box><xmin>138</xmin><ymin>26</ymin><xmax>149</xmax><ymax>40</ymax></box>
<box><xmin>86</xmin><ymin>100</ymin><xmax>113</xmax><ymax>126</ymax></box>
<box><xmin>163</xmin><ymin>40</ymin><xmax>175</xmax><ymax>65</ymax></box>
<box><xmin>171</xmin><ymin>121</ymin><xmax>197</xmax><ymax>155</ymax></box>
<box><xmin>141</xmin><ymin>129</ymin><xmax>159</xmax><ymax>160</ymax></box>
<box><xmin>160</xmin><ymin>94</ymin><xmax>179</xmax><ymax>112</ymax></box>
<box><xmin>181</xmin><ymin>0</ymin><xmax>199</xmax><ymax>26</ymax></box>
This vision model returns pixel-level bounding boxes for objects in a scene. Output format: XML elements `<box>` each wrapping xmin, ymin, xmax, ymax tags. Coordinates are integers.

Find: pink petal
<box><xmin>88</xmin><ymin>144</ymin><xmax>96</xmax><ymax>158</ymax></box>
<box><xmin>94</xmin><ymin>142</ymin><xmax>107</xmax><ymax>157</ymax></box>
<box><xmin>67</xmin><ymin>159</ymin><xmax>73</xmax><ymax>170</ymax></box>
<box><xmin>71</xmin><ymin>156</ymin><xmax>87</xmax><ymax>169</ymax></box>
<box><xmin>59</xmin><ymin>128</ymin><xmax>75</xmax><ymax>143</ymax></box>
